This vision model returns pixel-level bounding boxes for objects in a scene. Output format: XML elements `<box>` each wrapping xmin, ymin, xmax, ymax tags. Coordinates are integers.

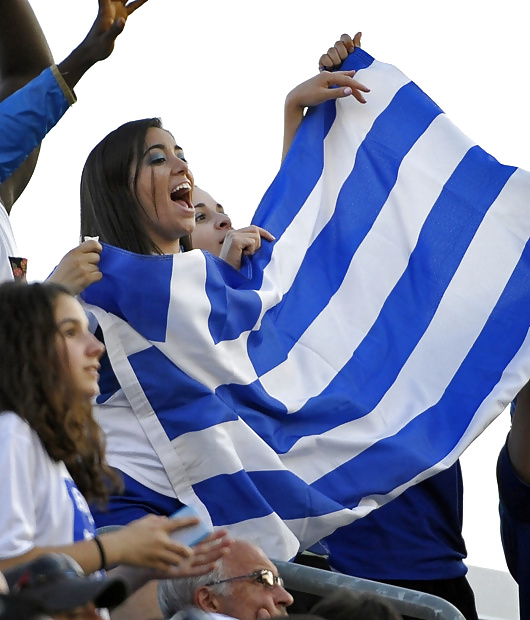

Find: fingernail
<box><xmin>344</xmin><ymin>87</ymin><xmax>352</xmax><ymax>96</ymax></box>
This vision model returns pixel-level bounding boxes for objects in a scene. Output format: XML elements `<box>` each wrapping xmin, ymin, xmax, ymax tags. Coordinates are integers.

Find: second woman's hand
<box><xmin>219</xmin><ymin>226</ymin><xmax>275</xmax><ymax>270</ymax></box>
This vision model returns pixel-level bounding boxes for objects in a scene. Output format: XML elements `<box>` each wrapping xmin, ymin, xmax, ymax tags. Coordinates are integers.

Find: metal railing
<box><xmin>275</xmin><ymin>560</ymin><xmax>466</xmax><ymax>620</ymax></box>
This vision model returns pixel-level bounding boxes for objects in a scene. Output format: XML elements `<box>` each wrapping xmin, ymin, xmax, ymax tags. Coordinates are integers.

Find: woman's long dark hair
<box><xmin>0</xmin><ymin>281</ymin><xmax>119</xmax><ymax>505</ymax></box>
<box><xmin>80</xmin><ymin>117</ymin><xmax>192</xmax><ymax>254</ymax></box>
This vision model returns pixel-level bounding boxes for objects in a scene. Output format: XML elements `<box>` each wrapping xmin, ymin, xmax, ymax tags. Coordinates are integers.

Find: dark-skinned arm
<box><xmin>0</xmin><ymin>0</ymin><xmax>54</xmax><ymax>212</ymax></box>
<box><xmin>0</xmin><ymin>0</ymin><xmax>149</xmax><ymax>212</ymax></box>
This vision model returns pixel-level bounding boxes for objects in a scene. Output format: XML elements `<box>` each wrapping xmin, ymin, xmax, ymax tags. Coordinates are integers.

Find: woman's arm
<box><xmin>0</xmin><ymin>516</ymin><xmax>229</xmax><ymax>579</ymax></box>
<box><xmin>281</xmin><ymin>32</ymin><xmax>368</xmax><ymax>162</ymax></box>
<box><xmin>57</xmin><ymin>0</ymin><xmax>149</xmax><ymax>92</ymax></box>
<box><xmin>0</xmin><ymin>0</ymin><xmax>53</xmax><ymax>98</ymax></box>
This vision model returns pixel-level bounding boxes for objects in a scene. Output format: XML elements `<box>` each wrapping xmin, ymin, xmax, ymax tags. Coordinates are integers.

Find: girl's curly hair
<box><xmin>0</xmin><ymin>281</ymin><xmax>120</xmax><ymax>505</ymax></box>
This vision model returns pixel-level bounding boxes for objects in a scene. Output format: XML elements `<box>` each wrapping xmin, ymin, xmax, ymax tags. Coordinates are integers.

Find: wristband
<box><xmin>93</xmin><ymin>535</ymin><xmax>107</xmax><ymax>571</ymax></box>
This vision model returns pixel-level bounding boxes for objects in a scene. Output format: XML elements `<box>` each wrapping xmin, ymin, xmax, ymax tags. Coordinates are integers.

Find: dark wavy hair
<box><xmin>0</xmin><ymin>281</ymin><xmax>119</xmax><ymax>505</ymax></box>
<box><xmin>80</xmin><ymin>117</ymin><xmax>192</xmax><ymax>254</ymax></box>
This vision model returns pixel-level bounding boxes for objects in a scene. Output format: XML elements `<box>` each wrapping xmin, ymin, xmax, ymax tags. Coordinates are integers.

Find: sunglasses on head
<box><xmin>205</xmin><ymin>568</ymin><xmax>284</xmax><ymax>589</ymax></box>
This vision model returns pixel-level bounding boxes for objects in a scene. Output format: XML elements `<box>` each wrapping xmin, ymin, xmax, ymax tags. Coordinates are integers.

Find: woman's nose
<box><xmin>87</xmin><ymin>333</ymin><xmax>105</xmax><ymax>358</ymax></box>
<box><xmin>171</xmin><ymin>154</ymin><xmax>189</xmax><ymax>175</ymax></box>
<box><xmin>215</xmin><ymin>214</ymin><xmax>232</xmax><ymax>230</ymax></box>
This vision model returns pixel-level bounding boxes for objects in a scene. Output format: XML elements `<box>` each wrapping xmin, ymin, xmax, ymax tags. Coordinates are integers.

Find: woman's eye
<box><xmin>195</xmin><ymin>213</ymin><xmax>206</xmax><ymax>222</ymax></box>
<box><xmin>149</xmin><ymin>155</ymin><xmax>166</xmax><ymax>165</ymax></box>
<box><xmin>63</xmin><ymin>328</ymin><xmax>77</xmax><ymax>338</ymax></box>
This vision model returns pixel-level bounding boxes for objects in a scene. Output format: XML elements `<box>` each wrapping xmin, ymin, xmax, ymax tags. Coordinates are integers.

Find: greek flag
<box><xmin>82</xmin><ymin>48</ymin><xmax>530</xmax><ymax>561</ymax></box>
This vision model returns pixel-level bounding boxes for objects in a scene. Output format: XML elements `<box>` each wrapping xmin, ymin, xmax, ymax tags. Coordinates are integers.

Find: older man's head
<box><xmin>158</xmin><ymin>539</ymin><xmax>293</xmax><ymax>620</ymax></box>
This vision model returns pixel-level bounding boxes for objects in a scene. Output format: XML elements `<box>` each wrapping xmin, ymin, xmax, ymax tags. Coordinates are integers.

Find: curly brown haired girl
<box><xmin>0</xmin><ymin>281</ymin><xmax>228</xmax><ymax>581</ymax></box>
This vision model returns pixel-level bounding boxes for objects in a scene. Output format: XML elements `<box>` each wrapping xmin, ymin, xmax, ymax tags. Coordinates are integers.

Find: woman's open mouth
<box><xmin>170</xmin><ymin>181</ymin><xmax>194</xmax><ymax>210</ymax></box>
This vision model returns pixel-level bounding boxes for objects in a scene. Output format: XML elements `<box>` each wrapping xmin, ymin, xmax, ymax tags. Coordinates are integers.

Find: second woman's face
<box><xmin>191</xmin><ymin>186</ymin><xmax>233</xmax><ymax>257</ymax></box>
<box><xmin>54</xmin><ymin>294</ymin><xmax>105</xmax><ymax>400</ymax></box>
<box><xmin>135</xmin><ymin>127</ymin><xmax>195</xmax><ymax>254</ymax></box>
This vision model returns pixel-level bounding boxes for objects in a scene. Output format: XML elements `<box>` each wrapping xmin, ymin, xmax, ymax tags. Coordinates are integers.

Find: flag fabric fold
<box><xmin>82</xmin><ymin>48</ymin><xmax>530</xmax><ymax>561</ymax></box>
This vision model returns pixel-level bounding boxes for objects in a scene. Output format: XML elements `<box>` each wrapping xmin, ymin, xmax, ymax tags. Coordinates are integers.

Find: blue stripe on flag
<box><xmin>89</xmin><ymin>246</ymin><xmax>173</xmax><ymax>342</ymax></box>
<box><xmin>129</xmin><ymin>347</ymin><xmax>238</xmax><ymax>438</ymax></box>
<box><xmin>194</xmin><ymin>469</ymin><xmax>345</xmax><ymax>526</ymax></box>
<box><xmin>205</xmin><ymin>256</ymin><xmax>262</xmax><ymax>344</ymax></box>
<box><xmin>193</xmin><ymin>470</ymin><xmax>275</xmax><ymax>525</ymax></box>
<box><xmin>248</xmin><ymin>471</ymin><xmax>346</xmax><ymax>520</ymax></box>
<box><xmin>217</xmin><ymin>381</ymin><xmax>364</xmax><ymax>454</ymax></box>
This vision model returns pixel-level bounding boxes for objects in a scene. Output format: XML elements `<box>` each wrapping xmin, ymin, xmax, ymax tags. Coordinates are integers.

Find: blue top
<box><xmin>0</xmin><ymin>65</ymin><xmax>74</xmax><ymax>183</ymax></box>
<box><xmin>497</xmin><ymin>441</ymin><xmax>530</xmax><ymax>620</ymax></box>
<box><xmin>325</xmin><ymin>461</ymin><xmax>467</xmax><ymax>580</ymax></box>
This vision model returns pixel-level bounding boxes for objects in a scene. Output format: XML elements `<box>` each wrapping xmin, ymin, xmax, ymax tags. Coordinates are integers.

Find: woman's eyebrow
<box><xmin>56</xmin><ymin>318</ymin><xmax>81</xmax><ymax>328</ymax></box>
<box><xmin>142</xmin><ymin>143</ymin><xmax>166</xmax><ymax>158</ymax></box>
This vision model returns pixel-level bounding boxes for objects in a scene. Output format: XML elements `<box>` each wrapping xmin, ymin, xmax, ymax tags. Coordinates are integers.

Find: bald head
<box><xmin>221</xmin><ymin>540</ymin><xmax>274</xmax><ymax>574</ymax></box>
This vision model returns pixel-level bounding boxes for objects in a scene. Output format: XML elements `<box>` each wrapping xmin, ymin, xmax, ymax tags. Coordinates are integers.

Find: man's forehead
<box><xmin>224</xmin><ymin>541</ymin><xmax>276</xmax><ymax>575</ymax></box>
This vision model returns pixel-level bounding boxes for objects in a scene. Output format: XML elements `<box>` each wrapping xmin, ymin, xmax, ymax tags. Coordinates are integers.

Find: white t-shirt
<box><xmin>0</xmin><ymin>203</ymin><xmax>16</xmax><ymax>283</ymax></box>
<box><xmin>0</xmin><ymin>412</ymin><xmax>96</xmax><ymax>558</ymax></box>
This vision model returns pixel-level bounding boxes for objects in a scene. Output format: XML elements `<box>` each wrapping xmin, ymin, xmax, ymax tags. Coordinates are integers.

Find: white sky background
<box><xmin>13</xmin><ymin>0</ymin><xmax>530</xmax><ymax>575</ymax></box>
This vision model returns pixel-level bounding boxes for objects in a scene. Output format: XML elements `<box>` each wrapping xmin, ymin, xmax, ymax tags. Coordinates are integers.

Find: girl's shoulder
<box><xmin>0</xmin><ymin>410</ymin><xmax>34</xmax><ymax>441</ymax></box>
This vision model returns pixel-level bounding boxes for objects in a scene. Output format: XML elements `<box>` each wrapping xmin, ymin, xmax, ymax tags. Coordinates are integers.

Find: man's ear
<box><xmin>195</xmin><ymin>586</ymin><xmax>220</xmax><ymax>613</ymax></box>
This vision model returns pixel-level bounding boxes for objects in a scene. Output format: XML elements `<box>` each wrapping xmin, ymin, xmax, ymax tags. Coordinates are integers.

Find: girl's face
<box><xmin>191</xmin><ymin>187</ymin><xmax>233</xmax><ymax>257</ymax></box>
<box><xmin>54</xmin><ymin>294</ymin><xmax>105</xmax><ymax>400</ymax></box>
<box><xmin>134</xmin><ymin>127</ymin><xmax>195</xmax><ymax>254</ymax></box>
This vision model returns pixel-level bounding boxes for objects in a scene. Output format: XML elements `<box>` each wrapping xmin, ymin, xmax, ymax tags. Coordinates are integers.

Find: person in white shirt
<box><xmin>0</xmin><ymin>281</ymin><xmax>229</xmax><ymax>589</ymax></box>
